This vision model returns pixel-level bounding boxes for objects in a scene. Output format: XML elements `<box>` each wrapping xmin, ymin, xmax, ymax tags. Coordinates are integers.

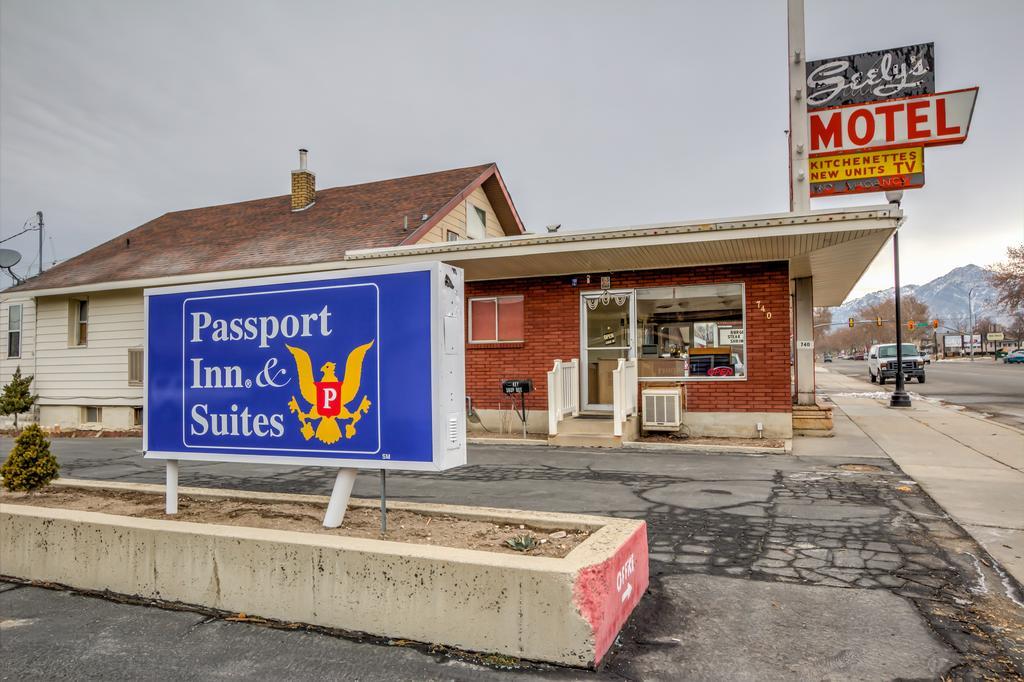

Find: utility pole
<box><xmin>787</xmin><ymin>0</ymin><xmax>810</xmax><ymax>212</ymax></box>
<box><xmin>36</xmin><ymin>211</ymin><xmax>44</xmax><ymax>276</ymax></box>
<box><xmin>967</xmin><ymin>286</ymin><xmax>976</xmax><ymax>362</ymax></box>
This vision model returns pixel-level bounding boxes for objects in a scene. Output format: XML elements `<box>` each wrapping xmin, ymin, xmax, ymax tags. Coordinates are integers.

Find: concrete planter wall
<box><xmin>1</xmin><ymin>480</ymin><xmax>648</xmax><ymax>668</ymax></box>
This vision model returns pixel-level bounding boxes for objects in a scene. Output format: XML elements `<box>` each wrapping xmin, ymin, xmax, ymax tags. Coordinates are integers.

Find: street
<box><xmin>2</xmin><ymin>437</ymin><xmax>1023</xmax><ymax>680</ymax></box>
<box><xmin>825</xmin><ymin>358</ymin><xmax>1024</xmax><ymax>430</ymax></box>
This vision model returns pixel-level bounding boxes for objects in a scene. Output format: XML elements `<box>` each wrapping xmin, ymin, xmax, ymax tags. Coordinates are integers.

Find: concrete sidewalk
<box><xmin>806</xmin><ymin>368</ymin><xmax>1024</xmax><ymax>585</ymax></box>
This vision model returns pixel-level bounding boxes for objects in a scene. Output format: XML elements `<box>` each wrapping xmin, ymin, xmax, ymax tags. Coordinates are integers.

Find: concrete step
<box><xmin>548</xmin><ymin>433</ymin><xmax>623</xmax><ymax>448</ymax></box>
<box><xmin>555</xmin><ymin>415</ymin><xmax>615</xmax><ymax>436</ymax></box>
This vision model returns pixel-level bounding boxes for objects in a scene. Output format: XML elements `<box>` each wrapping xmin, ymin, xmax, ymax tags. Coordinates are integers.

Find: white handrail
<box><xmin>547</xmin><ymin>358</ymin><xmax>580</xmax><ymax>436</ymax></box>
<box><xmin>612</xmin><ymin>359</ymin><xmax>624</xmax><ymax>437</ymax></box>
<box><xmin>547</xmin><ymin>360</ymin><xmax>562</xmax><ymax>436</ymax></box>
<box><xmin>612</xmin><ymin>358</ymin><xmax>638</xmax><ymax>437</ymax></box>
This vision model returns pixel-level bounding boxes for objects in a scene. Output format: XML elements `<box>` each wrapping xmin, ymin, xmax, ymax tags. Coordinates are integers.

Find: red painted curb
<box><xmin>572</xmin><ymin>522</ymin><xmax>650</xmax><ymax>666</ymax></box>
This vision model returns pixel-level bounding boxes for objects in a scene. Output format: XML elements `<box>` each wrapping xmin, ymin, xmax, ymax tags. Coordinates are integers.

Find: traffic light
<box><xmin>932</xmin><ymin>319</ymin><xmax>939</xmax><ymax>329</ymax></box>
<box><xmin>849</xmin><ymin>318</ymin><xmax>855</xmax><ymax>328</ymax></box>
<box><xmin>876</xmin><ymin>317</ymin><xmax>883</xmax><ymax>327</ymax></box>
<box><xmin>907</xmin><ymin>320</ymin><xmax>915</xmax><ymax>330</ymax></box>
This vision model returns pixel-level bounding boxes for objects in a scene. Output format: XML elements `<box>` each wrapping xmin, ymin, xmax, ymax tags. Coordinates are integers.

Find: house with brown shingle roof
<box><xmin>1</xmin><ymin>149</ymin><xmax>904</xmax><ymax>441</ymax></box>
<box><xmin>0</xmin><ymin>153</ymin><xmax>525</xmax><ymax>429</ymax></box>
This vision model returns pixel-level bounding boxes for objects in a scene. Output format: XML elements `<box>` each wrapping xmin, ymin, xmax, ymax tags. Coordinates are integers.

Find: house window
<box><xmin>128</xmin><ymin>348</ymin><xmax>144</xmax><ymax>386</ymax></box>
<box><xmin>83</xmin><ymin>406</ymin><xmax>102</xmax><ymax>423</ymax></box>
<box><xmin>467</xmin><ymin>203</ymin><xmax>487</xmax><ymax>239</ymax></box>
<box><xmin>446</xmin><ymin>230</ymin><xmax>459</xmax><ymax>242</ymax></box>
<box><xmin>133</xmin><ymin>407</ymin><xmax>144</xmax><ymax>426</ymax></box>
<box><xmin>7</xmin><ymin>304</ymin><xmax>22</xmax><ymax>358</ymax></box>
<box><xmin>469</xmin><ymin>296</ymin><xmax>524</xmax><ymax>343</ymax></box>
<box><xmin>71</xmin><ymin>299</ymin><xmax>89</xmax><ymax>346</ymax></box>
<box><xmin>636</xmin><ymin>283</ymin><xmax>746</xmax><ymax>380</ymax></box>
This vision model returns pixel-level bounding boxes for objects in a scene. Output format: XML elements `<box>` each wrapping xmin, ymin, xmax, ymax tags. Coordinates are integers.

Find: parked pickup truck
<box><xmin>868</xmin><ymin>343</ymin><xmax>926</xmax><ymax>384</ymax></box>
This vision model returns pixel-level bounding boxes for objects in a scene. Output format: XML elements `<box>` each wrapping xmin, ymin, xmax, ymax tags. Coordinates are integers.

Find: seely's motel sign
<box><xmin>144</xmin><ymin>262</ymin><xmax>466</xmax><ymax>472</ymax></box>
<box><xmin>805</xmin><ymin>42</ymin><xmax>978</xmax><ymax>197</ymax></box>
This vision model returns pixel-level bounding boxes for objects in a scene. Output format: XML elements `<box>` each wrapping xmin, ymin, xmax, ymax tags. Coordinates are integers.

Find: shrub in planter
<box><xmin>1</xmin><ymin>423</ymin><xmax>59</xmax><ymax>492</ymax></box>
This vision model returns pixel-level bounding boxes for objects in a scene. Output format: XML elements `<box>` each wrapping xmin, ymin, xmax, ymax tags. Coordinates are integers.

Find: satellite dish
<box><xmin>0</xmin><ymin>249</ymin><xmax>22</xmax><ymax>269</ymax></box>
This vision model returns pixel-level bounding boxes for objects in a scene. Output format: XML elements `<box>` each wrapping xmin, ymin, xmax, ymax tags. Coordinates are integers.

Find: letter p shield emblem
<box><xmin>315</xmin><ymin>381</ymin><xmax>343</xmax><ymax>417</ymax></box>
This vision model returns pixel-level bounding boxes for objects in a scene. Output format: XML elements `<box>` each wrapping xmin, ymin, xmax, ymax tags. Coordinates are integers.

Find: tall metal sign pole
<box><xmin>788</xmin><ymin>0</ymin><xmax>816</xmax><ymax>407</ymax></box>
<box><xmin>788</xmin><ymin>0</ymin><xmax>810</xmax><ymax>212</ymax></box>
<box><xmin>889</xmin><ymin>199</ymin><xmax>912</xmax><ymax>408</ymax></box>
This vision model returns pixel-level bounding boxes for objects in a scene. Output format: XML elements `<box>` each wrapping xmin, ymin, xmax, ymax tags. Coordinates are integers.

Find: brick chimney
<box><xmin>291</xmin><ymin>148</ymin><xmax>315</xmax><ymax>211</ymax></box>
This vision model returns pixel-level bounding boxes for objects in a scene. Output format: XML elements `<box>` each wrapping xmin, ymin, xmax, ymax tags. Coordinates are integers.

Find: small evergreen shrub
<box><xmin>1</xmin><ymin>423</ymin><xmax>59</xmax><ymax>492</ymax></box>
<box><xmin>0</xmin><ymin>366</ymin><xmax>37</xmax><ymax>428</ymax></box>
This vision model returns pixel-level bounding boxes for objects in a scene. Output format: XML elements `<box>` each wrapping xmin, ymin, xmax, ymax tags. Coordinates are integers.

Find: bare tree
<box><xmin>817</xmin><ymin>294</ymin><xmax>933</xmax><ymax>353</ymax></box>
<box><xmin>990</xmin><ymin>244</ymin><xmax>1024</xmax><ymax>313</ymax></box>
<box><xmin>1009</xmin><ymin>313</ymin><xmax>1024</xmax><ymax>345</ymax></box>
<box><xmin>813</xmin><ymin>307</ymin><xmax>833</xmax><ymax>346</ymax></box>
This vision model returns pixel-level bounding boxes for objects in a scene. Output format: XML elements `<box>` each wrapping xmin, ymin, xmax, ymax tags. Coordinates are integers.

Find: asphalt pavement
<box><xmin>825</xmin><ymin>357</ymin><xmax>1024</xmax><ymax>429</ymax></box>
<box><xmin>3</xmin><ymin>438</ymin><xmax>1023</xmax><ymax>680</ymax></box>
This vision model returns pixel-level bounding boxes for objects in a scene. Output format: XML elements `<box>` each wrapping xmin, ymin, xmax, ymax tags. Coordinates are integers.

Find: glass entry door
<box><xmin>581</xmin><ymin>291</ymin><xmax>635</xmax><ymax>411</ymax></box>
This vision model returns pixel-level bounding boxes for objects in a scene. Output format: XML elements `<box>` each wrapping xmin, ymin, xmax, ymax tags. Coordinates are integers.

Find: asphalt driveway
<box><xmin>2</xmin><ymin>438</ymin><xmax>1022</xmax><ymax>680</ymax></box>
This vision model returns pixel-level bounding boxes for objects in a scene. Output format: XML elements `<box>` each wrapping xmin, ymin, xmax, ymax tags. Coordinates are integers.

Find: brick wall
<box><xmin>465</xmin><ymin>262</ymin><xmax>792</xmax><ymax>414</ymax></box>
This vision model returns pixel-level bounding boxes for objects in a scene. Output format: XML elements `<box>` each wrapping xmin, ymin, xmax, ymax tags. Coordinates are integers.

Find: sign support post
<box><xmin>890</xmin><ymin>224</ymin><xmax>912</xmax><ymax>408</ymax></box>
<box><xmin>323</xmin><ymin>468</ymin><xmax>358</xmax><ymax>528</ymax></box>
<box><xmin>165</xmin><ymin>460</ymin><xmax>179</xmax><ymax>515</ymax></box>
<box><xmin>788</xmin><ymin>0</ymin><xmax>810</xmax><ymax>212</ymax></box>
<box><xmin>380</xmin><ymin>469</ymin><xmax>387</xmax><ymax>534</ymax></box>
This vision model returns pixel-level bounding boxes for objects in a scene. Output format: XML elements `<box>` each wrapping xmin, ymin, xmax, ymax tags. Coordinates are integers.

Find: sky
<box><xmin>1</xmin><ymin>0</ymin><xmax>1021</xmax><ymax>299</ymax></box>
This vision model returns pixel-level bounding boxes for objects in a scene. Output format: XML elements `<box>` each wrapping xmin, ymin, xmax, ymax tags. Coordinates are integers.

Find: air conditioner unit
<box><xmin>642</xmin><ymin>388</ymin><xmax>682</xmax><ymax>431</ymax></box>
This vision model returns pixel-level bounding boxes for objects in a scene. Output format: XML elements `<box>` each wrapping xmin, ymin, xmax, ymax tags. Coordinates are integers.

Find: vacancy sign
<box><xmin>811</xmin><ymin>147</ymin><xmax>924</xmax><ymax>197</ymax></box>
<box><xmin>809</xmin><ymin>88</ymin><xmax>979</xmax><ymax>156</ymax></box>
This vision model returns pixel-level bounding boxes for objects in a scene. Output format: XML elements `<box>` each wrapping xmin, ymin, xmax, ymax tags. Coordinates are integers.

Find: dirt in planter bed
<box><xmin>0</xmin><ymin>487</ymin><xmax>590</xmax><ymax>558</ymax></box>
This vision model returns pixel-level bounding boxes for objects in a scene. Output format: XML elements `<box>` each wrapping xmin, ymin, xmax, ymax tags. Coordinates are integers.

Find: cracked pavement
<box><xmin>2</xmin><ymin>438</ymin><xmax>1022</xmax><ymax>680</ymax></box>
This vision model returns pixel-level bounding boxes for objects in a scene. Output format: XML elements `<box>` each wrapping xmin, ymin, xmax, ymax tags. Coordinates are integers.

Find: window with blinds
<box><xmin>128</xmin><ymin>348</ymin><xmax>144</xmax><ymax>386</ymax></box>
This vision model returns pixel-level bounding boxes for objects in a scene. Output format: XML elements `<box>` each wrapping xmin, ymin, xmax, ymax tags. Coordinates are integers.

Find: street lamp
<box><xmin>967</xmin><ymin>286</ymin><xmax>976</xmax><ymax>362</ymax></box>
<box><xmin>886</xmin><ymin>190</ymin><xmax>911</xmax><ymax>408</ymax></box>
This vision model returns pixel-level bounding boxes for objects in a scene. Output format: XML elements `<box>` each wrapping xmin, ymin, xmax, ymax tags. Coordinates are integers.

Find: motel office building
<box><xmin>0</xmin><ymin>159</ymin><xmax>901</xmax><ymax>441</ymax></box>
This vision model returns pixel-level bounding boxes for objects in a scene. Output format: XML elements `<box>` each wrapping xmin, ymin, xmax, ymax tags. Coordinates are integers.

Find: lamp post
<box><xmin>967</xmin><ymin>286</ymin><xmax>976</xmax><ymax>362</ymax></box>
<box><xmin>886</xmin><ymin>190</ymin><xmax>911</xmax><ymax>408</ymax></box>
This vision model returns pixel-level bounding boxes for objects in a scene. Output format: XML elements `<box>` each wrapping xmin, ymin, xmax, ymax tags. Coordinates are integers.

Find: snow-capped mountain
<box><xmin>831</xmin><ymin>265</ymin><xmax>1010</xmax><ymax>326</ymax></box>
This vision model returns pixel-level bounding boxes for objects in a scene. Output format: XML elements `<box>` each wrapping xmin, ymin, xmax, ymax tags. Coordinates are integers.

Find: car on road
<box><xmin>868</xmin><ymin>343</ymin><xmax>926</xmax><ymax>384</ymax></box>
<box><xmin>823</xmin><ymin>353</ymin><xmax>833</xmax><ymax>363</ymax></box>
<box><xmin>1003</xmin><ymin>349</ymin><xmax>1024</xmax><ymax>364</ymax></box>
<box><xmin>922</xmin><ymin>352</ymin><xmax>932</xmax><ymax>364</ymax></box>
<box><xmin>853</xmin><ymin>352</ymin><xmax>865</xmax><ymax>361</ymax></box>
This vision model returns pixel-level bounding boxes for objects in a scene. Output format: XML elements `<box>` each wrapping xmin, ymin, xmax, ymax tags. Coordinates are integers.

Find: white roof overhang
<box><xmin>346</xmin><ymin>206</ymin><xmax>902</xmax><ymax>306</ymax></box>
<box><xmin>7</xmin><ymin>206</ymin><xmax>901</xmax><ymax>308</ymax></box>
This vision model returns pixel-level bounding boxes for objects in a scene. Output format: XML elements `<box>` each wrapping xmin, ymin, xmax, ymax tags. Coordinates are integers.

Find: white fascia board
<box><xmin>346</xmin><ymin>214</ymin><xmax>901</xmax><ymax>267</ymax></box>
<box><xmin>346</xmin><ymin>205</ymin><xmax>901</xmax><ymax>260</ymax></box>
<box><xmin>4</xmin><ymin>259</ymin><xmax>360</xmax><ymax>298</ymax></box>
<box><xmin>7</xmin><ymin>205</ymin><xmax>901</xmax><ymax>298</ymax></box>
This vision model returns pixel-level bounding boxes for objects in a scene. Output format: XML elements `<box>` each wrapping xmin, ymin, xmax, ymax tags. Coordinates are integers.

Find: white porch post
<box><xmin>794</xmin><ymin>277</ymin><xmax>816</xmax><ymax>405</ymax></box>
<box><xmin>547</xmin><ymin>360</ymin><xmax>561</xmax><ymax>436</ymax></box>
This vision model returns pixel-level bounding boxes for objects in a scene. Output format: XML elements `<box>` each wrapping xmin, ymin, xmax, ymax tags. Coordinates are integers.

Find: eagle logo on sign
<box><xmin>285</xmin><ymin>341</ymin><xmax>374</xmax><ymax>444</ymax></box>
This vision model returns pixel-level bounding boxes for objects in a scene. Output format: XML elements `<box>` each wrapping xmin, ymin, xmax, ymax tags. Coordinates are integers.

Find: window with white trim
<box><xmin>7</xmin><ymin>304</ymin><xmax>22</xmax><ymax>358</ymax></box>
<box><xmin>469</xmin><ymin>296</ymin><xmax>524</xmax><ymax>343</ymax></box>
<box><xmin>128</xmin><ymin>348</ymin><xmax>144</xmax><ymax>386</ymax></box>
<box><xmin>70</xmin><ymin>298</ymin><xmax>89</xmax><ymax>346</ymax></box>
<box><xmin>466</xmin><ymin>203</ymin><xmax>487</xmax><ymax>239</ymax></box>
<box><xmin>636</xmin><ymin>283</ymin><xmax>746</xmax><ymax>380</ymax></box>
<box><xmin>83</xmin><ymin>406</ymin><xmax>102</xmax><ymax>423</ymax></box>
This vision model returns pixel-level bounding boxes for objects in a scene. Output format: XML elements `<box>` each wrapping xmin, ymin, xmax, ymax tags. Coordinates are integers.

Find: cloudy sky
<box><xmin>1</xmin><ymin>0</ymin><xmax>1020</xmax><ymax>298</ymax></box>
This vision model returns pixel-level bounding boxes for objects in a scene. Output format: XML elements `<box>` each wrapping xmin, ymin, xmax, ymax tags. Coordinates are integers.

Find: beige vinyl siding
<box><xmin>33</xmin><ymin>289</ymin><xmax>144</xmax><ymax>406</ymax></box>
<box><xmin>419</xmin><ymin>186</ymin><xmax>505</xmax><ymax>243</ymax></box>
<box><xmin>0</xmin><ymin>296</ymin><xmax>37</xmax><ymax>386</ymax></box>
